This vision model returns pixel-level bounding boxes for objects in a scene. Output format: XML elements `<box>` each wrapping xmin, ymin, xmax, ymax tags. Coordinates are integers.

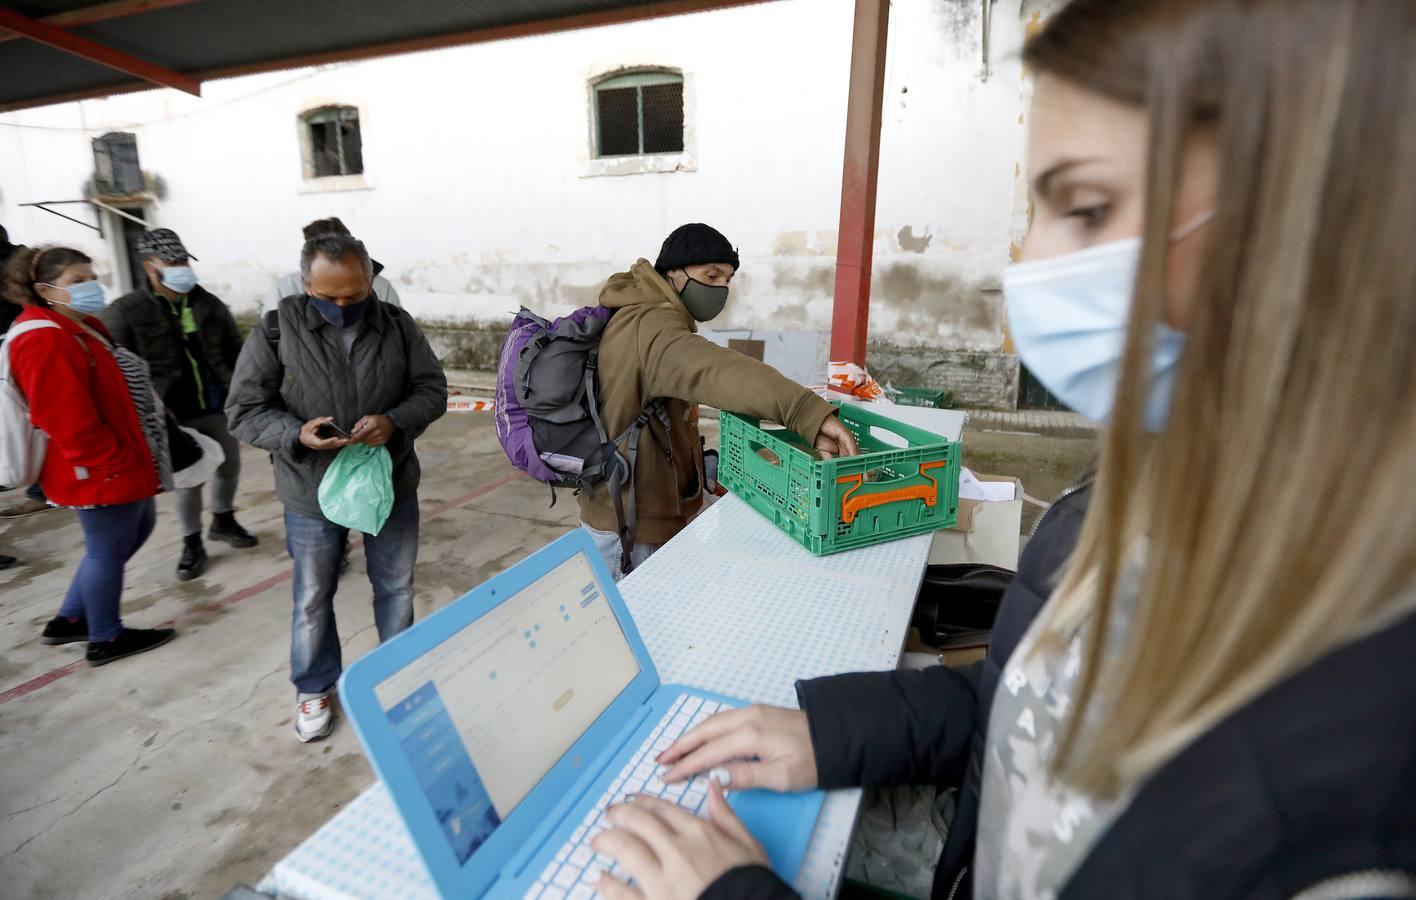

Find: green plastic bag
<box><xmin>317</xmin><ymin>444</ymin><xmax>394</xmax><ymax>535</ymax></box>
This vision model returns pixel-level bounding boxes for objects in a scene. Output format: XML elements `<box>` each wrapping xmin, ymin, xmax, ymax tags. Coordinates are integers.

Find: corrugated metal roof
<box><xmin>3</xmin><ymin>34</ymin><xmax>137</xmax><ymax>100</ymax></box>
<box><xmin>0</xmin><ymin>0</ymin><xmax>765</xmax><ymax>111</ymax></box>
<box><xmin>10</xmin><ymin>2</ymin><xmax>108</xmax><ymax>16</ymax></box>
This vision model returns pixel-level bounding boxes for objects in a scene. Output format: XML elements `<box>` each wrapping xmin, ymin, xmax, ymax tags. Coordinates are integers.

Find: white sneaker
<box><xmin>295</xmin><ymin>692</ymin><xmax>334</xmax><ymax>742</ymax></box>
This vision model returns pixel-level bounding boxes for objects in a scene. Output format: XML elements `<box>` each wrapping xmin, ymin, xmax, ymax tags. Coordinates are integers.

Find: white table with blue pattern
<box><xmin>259</xmin><ymin>493</ymin><xmax>932</xmax><ymax>899</ymax></box>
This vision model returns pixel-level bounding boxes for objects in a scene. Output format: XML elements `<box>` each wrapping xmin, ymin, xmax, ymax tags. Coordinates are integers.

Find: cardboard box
<box><xmin>901</xmin><ymin>627</ymin><xmax>988</xmax><ymax>669</ymax></box>
<box><xmin>929</xmin><ymin>471</ymin><xmax>1023</xmax><ymax>570</ymax></box>
<box><xmin>951</xmin><ymin>472</ymin><xmax>1023</xmax><ymax>533</ymax></box>
<box><xmin>728</xmin><ymin>338</ymin><xmax>766</xmax><ymax>362</ymax></box>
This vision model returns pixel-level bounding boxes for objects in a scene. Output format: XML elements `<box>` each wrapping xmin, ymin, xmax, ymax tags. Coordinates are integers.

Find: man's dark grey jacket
<box><xmin>226</xmin><ymin>295</ymin><xmax>448</xmax><ymax>520</ymax></box>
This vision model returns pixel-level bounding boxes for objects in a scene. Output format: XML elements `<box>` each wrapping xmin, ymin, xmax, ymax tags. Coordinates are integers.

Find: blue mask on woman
<box><xmin>1001</xmin><ymin>213</ymin><xmax>1211</xmax><ymax>432</ymax></box>
<box><xmin>309</xmin><ymin>295</ymin><xmax>368</xmax><ymax>329</ymax></box>
<box><xmin>50</xmin><ymin>280</ymin><xmax>107</xmax><ymax>315</ymax></box>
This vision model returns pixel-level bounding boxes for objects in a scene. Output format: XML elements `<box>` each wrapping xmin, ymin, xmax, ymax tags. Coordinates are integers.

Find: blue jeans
<box><xmin>285</xmin><ymin>494</ymin><xmax>419</xmax><ymax>694</ymax></box>
<box><xmin>61</xmin><ymin>499</ymin><xmax>157</xmax><ymax>642</ymax></box>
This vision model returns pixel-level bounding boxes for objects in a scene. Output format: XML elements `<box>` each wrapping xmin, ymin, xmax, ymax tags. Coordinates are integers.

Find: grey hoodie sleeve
<box><xmin>382</xmin><ymin>314</ymin><xmax>448</xmax><ymax>439</ymax></box>
<box><xmin>373</xmin><ymin>274</ymin><xmax>402</xmax><ymax>307</ymax></box>
<box><xmin>225</xmin><ymin>321</ymin><xmax>306</xmax><ymax>457</ymax></box>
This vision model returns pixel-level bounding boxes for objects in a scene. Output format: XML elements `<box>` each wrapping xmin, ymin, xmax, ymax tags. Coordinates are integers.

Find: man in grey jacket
<box><xmin>228</xmin><ymin>233</ymin><xmax>447</xmax><ymax>743</ymax></box>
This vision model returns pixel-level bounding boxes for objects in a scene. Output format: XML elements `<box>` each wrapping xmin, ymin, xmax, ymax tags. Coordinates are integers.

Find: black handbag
<box><xmin>911</xmin><ymin>563</ymin><xmax>1014</xmax><ymax>651</ymax></box>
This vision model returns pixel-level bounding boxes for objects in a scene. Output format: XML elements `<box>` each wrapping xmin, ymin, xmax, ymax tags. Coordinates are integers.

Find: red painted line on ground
<box><xmin>0</xmin><ymin>470</ymin><xmax>527</xmax><ymax>706</ymax></box>
<box><xmin>0</xmin><ymin>659</ymin><xmax>86</xmax><ymax>705</ymax></box>
<box><xmin>418</xmin><ymin>469</ymin><xmax>524</xmax><ymax>521</ymax></box>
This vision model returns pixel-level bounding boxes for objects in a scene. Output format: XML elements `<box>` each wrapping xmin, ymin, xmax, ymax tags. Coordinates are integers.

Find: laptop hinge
<box><xmin>502</xmin><ymin>700</ymin><xmax>656</xmax><ymax>882</ymax></box>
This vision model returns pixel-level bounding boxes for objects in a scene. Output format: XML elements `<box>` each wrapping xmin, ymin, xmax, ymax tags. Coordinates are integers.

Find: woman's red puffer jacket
<box><xmin>9</xmin><ymin>305</ymin><xmax>159</xmax><ymax>507</ymax></box>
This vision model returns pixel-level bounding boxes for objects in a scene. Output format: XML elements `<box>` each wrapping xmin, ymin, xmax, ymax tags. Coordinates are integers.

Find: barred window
<box><xmin>593</xmin><ymin>71</ymin><xmax>684</xmax><ymax>158</ymax></box>
<box><xmin>303</xmin><ymin>106</ymin><xmax>363</xmax><ymax>177</ymax></box>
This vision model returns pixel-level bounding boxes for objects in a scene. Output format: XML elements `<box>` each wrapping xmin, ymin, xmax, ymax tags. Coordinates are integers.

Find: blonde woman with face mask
<box><xmin>573</xmin><ymin>2</ymin><xmax>1416</xmax><ymax>899</ymax></box>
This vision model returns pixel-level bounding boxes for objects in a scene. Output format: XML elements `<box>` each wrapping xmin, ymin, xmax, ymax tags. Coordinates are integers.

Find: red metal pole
<box><xmin>0</xmin><ymin>6</ymin><xmax>200</xmax><ymax>96</ymax></box>
<box><xmin>829</xmin><ymin>0</ymin><xmax>889</xmax><ymax>367</ymax></box>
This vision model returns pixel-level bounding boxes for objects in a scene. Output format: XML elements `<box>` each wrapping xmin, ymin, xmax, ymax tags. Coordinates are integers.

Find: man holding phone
<box><xmin>314</xmin><ymin>420</ymin><xmax>352</xmax><ymax>441</ymax></box>
<box><xmin>227</xmin><ymin>233</ymin><xmax>447</xmax><ymax>743</ymax></box>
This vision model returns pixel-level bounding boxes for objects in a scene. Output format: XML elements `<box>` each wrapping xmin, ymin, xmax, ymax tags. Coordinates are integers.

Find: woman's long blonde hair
<box><xmin>1024</xmin><ymin>0</ymin><xmax>1416</xmax><ymax>795</ymax></box>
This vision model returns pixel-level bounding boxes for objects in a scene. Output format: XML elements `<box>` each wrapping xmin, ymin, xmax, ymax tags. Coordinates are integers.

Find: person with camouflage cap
<box><xmin>100</xmin><ymin>227</ymin><xmax>257</xmax><ymax>582</ymax></box>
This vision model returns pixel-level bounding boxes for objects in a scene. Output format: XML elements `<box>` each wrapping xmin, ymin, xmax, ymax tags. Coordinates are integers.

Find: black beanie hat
<box><xmin>654</xmin><ymin>223</ymin><xmax>739</xmax><ymax>276</ymax></box>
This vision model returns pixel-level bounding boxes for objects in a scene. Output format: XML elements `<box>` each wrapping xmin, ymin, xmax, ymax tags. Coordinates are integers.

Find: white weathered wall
<box><xmin>1</xmin><ymin>0</ymin><xmax>1046</xmax><ymax>404</ymax></box>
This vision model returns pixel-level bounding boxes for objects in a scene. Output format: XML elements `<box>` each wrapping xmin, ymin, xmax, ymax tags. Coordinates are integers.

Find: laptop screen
<box><xmin>372</xmin><ymin>551</ymin><xmax>640</xmax><ymax>864</ymax></box>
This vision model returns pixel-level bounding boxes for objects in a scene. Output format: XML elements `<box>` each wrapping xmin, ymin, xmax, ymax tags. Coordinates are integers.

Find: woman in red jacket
<box><xmin>4</xmin><ymin>246</ymin><xmax>175</xmax><ymax>666</ymax></box>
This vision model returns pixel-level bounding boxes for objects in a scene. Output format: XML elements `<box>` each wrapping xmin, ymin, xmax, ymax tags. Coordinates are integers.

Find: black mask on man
<box><xmin>679</xmin><ymin>276</ymin><xmax>729</xmax><ymax>322</ymax></box>
<box><xmin>309</xmin><ymin>295</ymin><xmax>369</xmax><ymax>328</ymax></box>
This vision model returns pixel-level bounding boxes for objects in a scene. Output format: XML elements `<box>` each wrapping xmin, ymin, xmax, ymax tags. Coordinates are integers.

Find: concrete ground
<box><xmin>0</xmin><ymin>413</ymin><xmax>580</xmax><ymax>900</ymax></box>
<box><xmin>0</xmin><ymin>411</ymin><xmax>1094</xmax><ymax>900</ymax></box>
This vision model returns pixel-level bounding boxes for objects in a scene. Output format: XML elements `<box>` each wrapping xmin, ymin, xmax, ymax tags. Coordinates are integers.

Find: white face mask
<box><xmin>1002</xmin><ymin>212</ymin><xmax>1211</xmax><ymax>432</ymax></box>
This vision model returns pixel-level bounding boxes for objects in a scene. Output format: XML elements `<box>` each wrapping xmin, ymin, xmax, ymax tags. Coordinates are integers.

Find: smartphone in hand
<box><xmin>316</xmin><ymin>421</ymin><xmax>352</xmax><ymax>441</ymax></box>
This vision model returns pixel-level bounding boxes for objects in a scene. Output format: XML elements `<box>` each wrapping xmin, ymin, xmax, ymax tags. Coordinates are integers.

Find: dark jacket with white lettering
<box><xmin>703</xmin><ymin>484</ymin><xmax>1416</xmax><ymax>900</ymax></box>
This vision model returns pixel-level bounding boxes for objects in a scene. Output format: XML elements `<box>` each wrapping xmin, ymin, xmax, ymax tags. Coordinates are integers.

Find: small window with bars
<box><xmin>303</xmin><ymin>106</ymin><xmax>364</xmax><ymax>177</ymax></box>
<box><xmin>593</xmin><ymin>71</ymin><xmax>684</xmax><ymax>158</ymax></box>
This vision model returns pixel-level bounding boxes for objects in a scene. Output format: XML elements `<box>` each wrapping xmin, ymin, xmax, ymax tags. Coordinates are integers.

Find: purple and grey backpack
<box><xmin>495</xmin><ymin>306</ymin><xmax>670</xmax><ymax>574</ymax></box>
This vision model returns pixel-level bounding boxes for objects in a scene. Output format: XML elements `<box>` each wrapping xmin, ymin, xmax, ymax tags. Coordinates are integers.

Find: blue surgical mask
<box><xmin>159</xmin><ymin>265</ymin><xmax>198</xmax><ymax>294</ymax></box>
<box><xmin>48</xmin><ymin>280</ymin><xmax>107</xmax><ymax>315</ymax></box>
<box><xmin>309</xmin><ymin>295</ymin><xmax>369</xmax><ymax>329</ymax></box>
<box><xmin>1002</xmin><ymin>212</ymin><xmax>1211</xmax><ymax>432</ymax></box>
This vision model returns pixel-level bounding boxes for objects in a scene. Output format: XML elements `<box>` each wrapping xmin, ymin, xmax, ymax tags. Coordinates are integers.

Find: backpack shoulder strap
<box><xmin>382</xmin><ymin>303</ymin><xmax>420</xmax><ymax>394</ymax></box>
<box><xmin>385</xmin><ymin>302</ymin><xmax>415</xmax><ymax>346</ymax></box>
<box><xmin>599</xmin><ymin>396</ymin><xmax>677</xmax><ymax>577</ymax></box>
<box><xmin>1</xmin><ymin>320</ymin><xmax>72</xmax><ymax>384</ymax></box>
<box><xmin>2</xmin><ymin>319</ymin><xmax>63</xmax><ymax>344</ymax></box>
<box><xmin>262</xmin><ymin>308</ymin><xmax>284</xmax><ymax>382</ymax></box>
<box><xmin>262</xmin><ymin>308</ymin><xmax>281</xmax><ymax>347</ymax></box>
<box><xmin>2</xmin><ymin>319</ymin><xmax>67</xmax><ymax>360</ymax></box>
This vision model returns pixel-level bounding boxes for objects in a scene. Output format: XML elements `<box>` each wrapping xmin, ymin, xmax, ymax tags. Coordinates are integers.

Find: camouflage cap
<box><xmin>135</xmin><ymin>228</ymin><xmax>190</xmax><ymax>262</ymax></box>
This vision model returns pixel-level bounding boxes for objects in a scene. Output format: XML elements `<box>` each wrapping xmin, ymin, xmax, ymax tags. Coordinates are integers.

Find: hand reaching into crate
<box><xmin>814</xmin><ymin>415</ymin><xmax>861</xmax><ymax>459</ymax></box>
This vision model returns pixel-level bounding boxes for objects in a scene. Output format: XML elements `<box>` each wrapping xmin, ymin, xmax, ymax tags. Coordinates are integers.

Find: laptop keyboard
<box><xmin>523</xmin><ymin>692</ymin><xmax>728</xmax><ymax>900</ymax></box>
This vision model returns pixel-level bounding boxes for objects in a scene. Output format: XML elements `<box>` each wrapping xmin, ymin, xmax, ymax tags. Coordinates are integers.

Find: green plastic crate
<box><xmin>886</xmin><ymin>385</ymin><xmax>953</xmax><ymax>409</ymax></box>
<box><xmin>719</xmin><ymin>403</ymin><xmax>961</xmax><ymax>555</ymax></box>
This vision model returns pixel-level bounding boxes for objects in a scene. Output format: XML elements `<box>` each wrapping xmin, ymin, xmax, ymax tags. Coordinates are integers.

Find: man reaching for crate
<box><xmin>581</xmin><ymin>223</ymin><xmax>859</xmax><ymax>578</ymax></box>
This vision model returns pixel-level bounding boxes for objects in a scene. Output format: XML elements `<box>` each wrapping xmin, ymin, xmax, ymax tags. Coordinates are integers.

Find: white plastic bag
<box><xmin>827</xmin><ymin>361</ymin><xmax>885</xmax><ymax>401</ymax></box>
<box><xmin>171</xmin><ymin>426</ymin><xmax>225</xmax><ymax>490</ymax></box>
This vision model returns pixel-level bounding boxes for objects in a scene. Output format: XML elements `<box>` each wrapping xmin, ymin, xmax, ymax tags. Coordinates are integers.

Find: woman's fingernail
<box><xmin>709</xmin><ymin>767</ymin><xmax>730</xmax><ymax>787</ymax></box>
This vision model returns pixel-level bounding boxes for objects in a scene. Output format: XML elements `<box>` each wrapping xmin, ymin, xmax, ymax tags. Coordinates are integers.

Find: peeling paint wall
<box><xmin>0</xmin><ymin>0</ymin><xmax>1059</xmax><ymax>408</ymax></box>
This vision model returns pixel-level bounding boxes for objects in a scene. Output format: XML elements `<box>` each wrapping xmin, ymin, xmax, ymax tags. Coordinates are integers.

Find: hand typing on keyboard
<box><xmin>525</xmin><ymin>694</ymin><xmax>770</xmax><ymax>900</ymax></box>
<box><xmin>655</xmin><ymin>704</ymin><xmax>819</xmax><ymax>794</ymax></box>
<box><xmin>590</xmin><ymin>782</ymin><xmax>767</xmax><ymax>900</ymax></box>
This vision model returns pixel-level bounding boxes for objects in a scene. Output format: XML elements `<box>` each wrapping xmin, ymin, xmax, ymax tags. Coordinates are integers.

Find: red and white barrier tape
<box><xmin>448</xmin><ymin>396</ymin><xmax>496</xmax><ymax>413</ymax></box>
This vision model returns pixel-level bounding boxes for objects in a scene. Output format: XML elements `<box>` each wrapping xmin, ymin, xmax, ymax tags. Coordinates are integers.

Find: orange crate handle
<box><xmin>837</xmin><ymin>460</ymin><xmax>948</xmax><ymax>525</ymax></box>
